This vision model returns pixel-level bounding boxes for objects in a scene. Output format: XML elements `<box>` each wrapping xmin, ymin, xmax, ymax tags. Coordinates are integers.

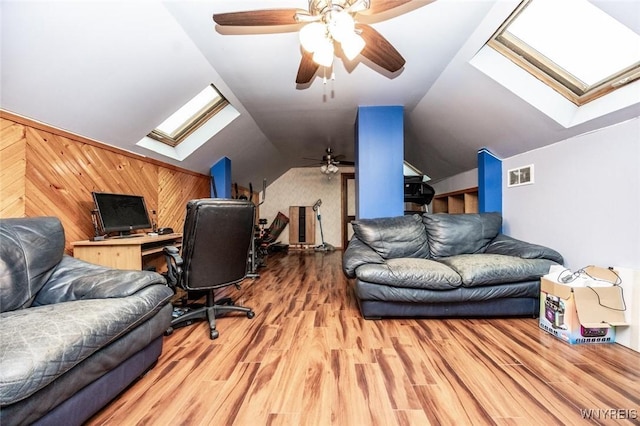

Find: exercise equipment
<box><xmin>247</xmin><ymin>179</ymin><xmax>267</xmax><ymax>278</ymax></box>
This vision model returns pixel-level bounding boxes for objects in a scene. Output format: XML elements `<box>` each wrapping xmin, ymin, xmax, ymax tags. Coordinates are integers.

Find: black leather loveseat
<box><xmin>343</xmin><ymin>212</ymin><xmax>563</xmax><ymax>319</ymax></box>
<box><xmin>0</xmin><ymin>217</ymin><xmax>173</xmax><ymax>425</ymax></box>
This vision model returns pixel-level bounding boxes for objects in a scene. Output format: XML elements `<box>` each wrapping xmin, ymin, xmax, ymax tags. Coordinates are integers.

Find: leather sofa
<box><xmin>0</xmin><ymin>217</ymin><xmax>173</xmax><ymax>425</ymax></box>
<box><xmin>343</xmin><ymin>212</ymin><xmax>563</xmax><ymax>319</ymax></box>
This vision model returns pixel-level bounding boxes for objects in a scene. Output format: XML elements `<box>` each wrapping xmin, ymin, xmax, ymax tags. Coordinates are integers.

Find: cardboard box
<box><xmin>539</xmin><ymin>267</ymin><xmax>628</xmax><ymax>344</ymax></box>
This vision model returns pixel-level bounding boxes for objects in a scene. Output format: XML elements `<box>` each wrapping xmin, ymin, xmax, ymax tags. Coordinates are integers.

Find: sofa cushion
<box><xmin>438</xmin><ymin>254</ymin><xmax>556</xmax><ymax>287</ymax></box>
<box><xmin>0</xmin><ymin>285</ymin><xmax>173</xmax><ymax>405</ymax></box>
<box><xmin>33</xmin><ymin>255</ymin><xmax>168</xmax><ymax>305</ymax></box>
<box><xmin>0</xmin><ymin>217</ymin><xmax>65</xmax><ymax>312</ymax></box>
<box><xmin>484</xmin><ymin>234</ymin><xmax>564</xmax><ymax>264</ymax></box>
<box><xmin>423</xmin><ymin>213</ymin><xmax>502</xmax><ymax>258</ymax></box>
<box><xmin>355</xmin><ymin>258</ymin><xmax>462</xmax><ymax>290</ymax></box>
<box><xmin>355</xmin><ymin>280</ymin><xmax>541</xmax><ymax>304</ymax></box>
<box><xmin>351</xmin><ymin>214</ymin><xmax>429</xmax><ymax>259</ymax></box>
<box><xmin>1</xmin><ymin>305</ymin><xmax>172</xmax><ymax>426</ymax></box>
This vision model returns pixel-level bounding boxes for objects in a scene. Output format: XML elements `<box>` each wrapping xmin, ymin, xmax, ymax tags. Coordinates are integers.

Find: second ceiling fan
<box><xmin>305</xmin><ymin>147</ymin><xmax>354</xmax><ymax>174</ymax></box>
<box><xmin>213</xmin><ymin>0</ymin><xmax>422</xmax><ymax>84</ymax></box>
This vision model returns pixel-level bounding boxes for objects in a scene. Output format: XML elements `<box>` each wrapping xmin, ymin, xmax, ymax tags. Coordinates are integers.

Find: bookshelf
<box><xmin>431</xmin><ymin>187</ymin><xmax>479</xmax><ymax>214</ymax></box>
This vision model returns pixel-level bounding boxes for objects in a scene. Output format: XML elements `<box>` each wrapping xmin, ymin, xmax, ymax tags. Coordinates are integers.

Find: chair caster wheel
<box><xmin>164</xmin><ymin>327</ymin><xmax>174</xmax><ymax>336</ymax></box>
<box><xmin>247</xmin><ymin>311</ymin><xmax>255</xmax><ymax>319</ymax></box>
<box><xmin>210</xmin><ymin>329</ymin><xmax>219</xmax><ymax>339</ymax></box>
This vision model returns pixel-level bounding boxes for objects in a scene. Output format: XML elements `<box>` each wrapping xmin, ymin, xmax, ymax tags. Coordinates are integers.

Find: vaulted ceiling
<box><xmin>2</xmin><ymin>0</ymin><xmax>639</xmax><ymax>187</ymax></box>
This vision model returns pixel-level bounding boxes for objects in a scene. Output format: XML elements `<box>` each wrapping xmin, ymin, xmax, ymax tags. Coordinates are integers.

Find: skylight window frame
<box><xmin>487</xmin><ymin>0</ymin><xmax>640</xmax><ymax>106</ymax></box>
<box><xmin>148</xmin><ymin>84</ymin><xmax>230</xmax><ymax>147</ymax></box>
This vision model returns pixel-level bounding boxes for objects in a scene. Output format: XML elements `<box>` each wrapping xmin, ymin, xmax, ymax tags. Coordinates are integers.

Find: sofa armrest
<box><xmin>33</xmin><ymin>255</ymin><xmax>168</xmax><ymax>305</ymax></box>
<box><xmin>484</xmin><ymin>234</ymin><xmax>564</xmax><ymax>264</ymax></box>
<box><xmin>342</xmin><ymin>237</ymin><xmax>385</xmax><ymax>278</ymax></box>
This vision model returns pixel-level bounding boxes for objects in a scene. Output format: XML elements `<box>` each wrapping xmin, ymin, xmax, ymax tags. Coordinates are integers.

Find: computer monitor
<box><xmin>92</xmin><ymin>192</ymin><xmax>152</xmax><ymax>237</ymax></box>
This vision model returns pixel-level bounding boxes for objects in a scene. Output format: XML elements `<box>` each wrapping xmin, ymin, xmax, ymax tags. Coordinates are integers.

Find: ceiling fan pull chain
<box><xmin>322</xmin><ymin>67</ymin><xmax>336</xmax><ymax>86</ymax></box>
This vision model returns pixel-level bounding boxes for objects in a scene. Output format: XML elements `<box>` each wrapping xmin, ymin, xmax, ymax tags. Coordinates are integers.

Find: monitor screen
<box><xmin>92</xmin><ymin>192</ymin><xmax>152</xmax><ymax>235</ymax></box>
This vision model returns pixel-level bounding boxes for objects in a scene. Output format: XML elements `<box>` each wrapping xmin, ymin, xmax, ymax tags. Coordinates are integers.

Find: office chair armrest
<box><xmin>163</xmin><ymin>245</ymin><xmax>183</xmax><ymax>289</ymax></box>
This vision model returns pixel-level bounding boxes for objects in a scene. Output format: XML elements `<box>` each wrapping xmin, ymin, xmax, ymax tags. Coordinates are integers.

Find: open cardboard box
<box><xmin>539</xmin><ymin>266</ymin><xmax>628</xmax><ymax>344</ymax></box>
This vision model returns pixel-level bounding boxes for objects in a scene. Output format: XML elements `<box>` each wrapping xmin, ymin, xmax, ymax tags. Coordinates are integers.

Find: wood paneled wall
<box><xmin>0</xmin><ymin>111</ymin><xmax>211</xmax><ymax>254</ymax></box>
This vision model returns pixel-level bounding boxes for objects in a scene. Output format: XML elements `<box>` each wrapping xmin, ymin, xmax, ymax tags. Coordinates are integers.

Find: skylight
<box><xmin>148</xmin><ymin>84</ymin><xmax>229</xmax><ymax>146</ymax></box>
<box><xmin>487</xmin><ymin>0</ymin><xmax>640</xmax><ymax>105</ymax></box>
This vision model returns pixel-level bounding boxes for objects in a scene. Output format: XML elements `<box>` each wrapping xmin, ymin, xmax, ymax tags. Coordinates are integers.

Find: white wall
<box><xmin>504</xmin><ymin>118</ymin><xmax>640</xmax><ymax>352</ymax></box>
<box><xmin>502</xmin><ymin>117</ymin><xmax>639</xmax><ymax>270</ymax></box>
<box><xmin>260</xmin><ymin>167</ymin><xmax>353</xmax><ymax>249</ymax></box>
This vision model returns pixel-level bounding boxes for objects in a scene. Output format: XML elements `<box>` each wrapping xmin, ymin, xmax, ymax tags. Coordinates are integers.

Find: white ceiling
<box><xmin>2</xmin><ymin>0</ymin><xmax>639</xmax><ymax>187</ymax></box>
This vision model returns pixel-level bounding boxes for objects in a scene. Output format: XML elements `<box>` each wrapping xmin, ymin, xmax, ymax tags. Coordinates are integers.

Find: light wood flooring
<box><xmin>88</xmin><ymin>251</ymin><xmax>640</xmax><ymax>425</ymax></box>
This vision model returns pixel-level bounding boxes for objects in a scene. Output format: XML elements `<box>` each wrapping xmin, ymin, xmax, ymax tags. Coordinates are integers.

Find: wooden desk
<box><xmin>72</xmin><ymin>233</ymin><xmax>182</xmax><ymax>271</ymax></box>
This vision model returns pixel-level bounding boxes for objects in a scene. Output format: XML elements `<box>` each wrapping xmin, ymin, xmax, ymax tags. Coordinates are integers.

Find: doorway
<box><xmin>341</xmin><ymin>172</ymin><xmax>355</xmax><ymax>250</ymax></box>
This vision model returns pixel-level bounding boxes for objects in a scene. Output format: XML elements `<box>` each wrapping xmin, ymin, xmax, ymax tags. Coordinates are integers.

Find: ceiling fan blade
<box><xmin>356</xmin><ymin>24</ymin><xmax>405</xmax><ymax>72</ymax></box>
<box><xmin>360</xmin><ymin>0</ymin><xmax>412</xmax><ymax>15</ymax></box>
<box><xmin>213</xmin><ymin>9</ymin><xmax>307</xmax><ymax>26</ymax></box>
<box><xmin>296</xmin><ymin>51</ymin><xmax>320</xmax><ymax>84</ymax></box>
<box><xmin>337</xmin><ymin>160</ymin><xmax>355</xmax><ymax>166</ymax></box>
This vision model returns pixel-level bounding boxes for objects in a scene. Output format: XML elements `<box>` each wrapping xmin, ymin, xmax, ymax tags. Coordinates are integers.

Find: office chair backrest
<box><xmin>180</xmin><ymin>199</ymin><xmax>255</xmax><ymax>290</ymax></box>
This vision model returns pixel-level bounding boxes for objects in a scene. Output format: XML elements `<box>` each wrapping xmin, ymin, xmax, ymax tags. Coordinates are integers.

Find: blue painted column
<box><xmin>355</xmin><ymin>106</ymin><xmax>404</xmax><ymax>219</ymax></box>
<box><xmin>477</xmin><ymin>148</ymin><xmax>502</xmax><ymax>213</ymax></box>
<box><xmin>210</xmin><ymin>157</ymin><xmax>232</xmax><ymax>198</ymax></box>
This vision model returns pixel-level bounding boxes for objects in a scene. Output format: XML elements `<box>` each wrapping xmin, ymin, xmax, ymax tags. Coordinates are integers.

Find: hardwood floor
<box><xmin>88</xmin><ymin>251</ymin><xmax>640</xmax><ymax>425</ymax></box>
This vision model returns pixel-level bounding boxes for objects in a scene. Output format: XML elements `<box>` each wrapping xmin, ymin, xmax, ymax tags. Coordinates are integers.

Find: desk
<box><xmin>72</xmin><ymin>233</ymin><xmax>182</xmax><ymax>271</ymax></box>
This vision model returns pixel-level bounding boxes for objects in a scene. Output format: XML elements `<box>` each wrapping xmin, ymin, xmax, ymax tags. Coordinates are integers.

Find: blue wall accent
<box><xmin>355</xmin><ymin>106</ymin><xmax>404</xmax><ymax>219</ymax></box>
<box><xmin>210</xmin><ymin>157</ymin><xmax>232</xmax><ymax>198</ymax></box>
<box><xmin>478</xmin><ymin>148</ymin><xmax>502</xmax><ymax>213</ymax></box>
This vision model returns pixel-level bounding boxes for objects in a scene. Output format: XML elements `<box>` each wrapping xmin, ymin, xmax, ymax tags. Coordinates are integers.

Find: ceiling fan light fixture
<box><xmin>320</xmin><ymin>163</ymin><xmax>339</xmax><ymax>174</ymax></box>
<box><xmin>342</xmin><ymin>32</ymin><xmax>366</xmax><ymax>60</ymax></box>
<box><xmin>299</xmin><ymin>22</ymin><xmax>326</xmax><ymax>52</ymax></box>
<box><xmin>312</xmin><ymin>37</ymin><xmax>335</xmax><ymax>67</ymax></box>
<box><xmin>327</xmin><ymin>11</ymin><xmax>355</xmax><ymax>43</ymax></box>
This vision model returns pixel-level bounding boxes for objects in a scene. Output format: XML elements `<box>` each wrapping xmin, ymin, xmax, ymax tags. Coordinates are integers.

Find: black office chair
<box><xmin>164</xmin><ymin>199</ymin><xmax>256</xmax><ymax>339</ymax></box>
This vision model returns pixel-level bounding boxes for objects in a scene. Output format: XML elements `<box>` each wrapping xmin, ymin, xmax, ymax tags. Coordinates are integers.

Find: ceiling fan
<box><xmin>305</xmin><ymin>147</ymin><xmax>354</xmax><ymax>174</ymax></box>
<box><xmin>212</xmin><ymin>0</ymin><xmax>418</xmax><ymax>84</ymax></box>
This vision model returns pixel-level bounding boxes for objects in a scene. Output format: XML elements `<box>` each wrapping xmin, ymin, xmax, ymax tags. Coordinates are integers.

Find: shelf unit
<box><xmin>431</xmin><ymin>187</ymin><xmax>479</xmax><ymax>214</ymax></box>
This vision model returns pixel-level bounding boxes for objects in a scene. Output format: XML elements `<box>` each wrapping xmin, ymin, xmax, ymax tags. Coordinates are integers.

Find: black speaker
<box><xmin>298</xmin><ymin>206</ymin><xmax>306</xmax><ymax>243</ymax></box>
<box><xmin>288</xmin><ymin>206</ymin><xmax>315</xmax><ymax>246</ymax></box>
